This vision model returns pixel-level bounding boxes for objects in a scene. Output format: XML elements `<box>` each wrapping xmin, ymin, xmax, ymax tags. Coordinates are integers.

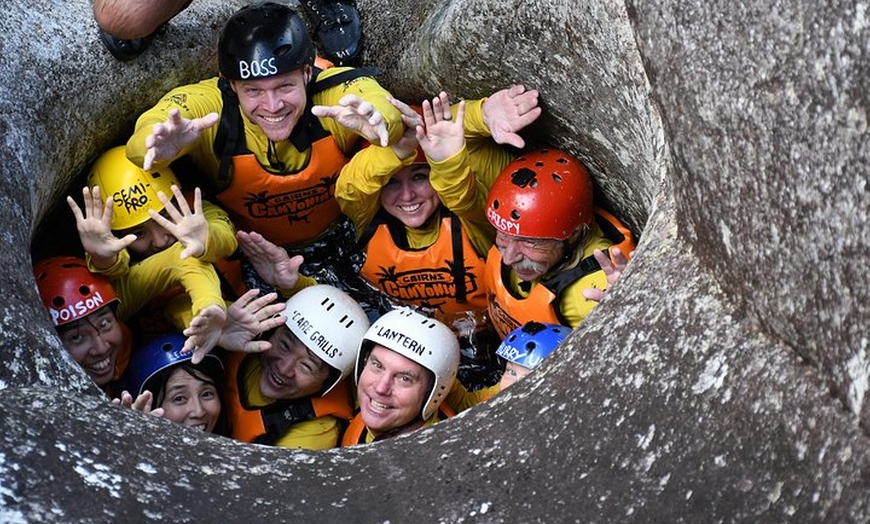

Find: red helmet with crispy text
<box><xmin>486</xmin><ymin>148</ymin><xmax>594</xmax><ymax>240</ymax></box>
<box><xmin>33</xmin><ymin>256</ymin><xmax>119</xmax><ymax>327</ymax></box>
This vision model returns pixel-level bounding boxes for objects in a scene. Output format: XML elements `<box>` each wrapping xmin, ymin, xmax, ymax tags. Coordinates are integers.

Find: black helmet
<box><xmin>218</xmin><ymin>2</ymin><xmax>315</xmax><ymax>81</ymax></box>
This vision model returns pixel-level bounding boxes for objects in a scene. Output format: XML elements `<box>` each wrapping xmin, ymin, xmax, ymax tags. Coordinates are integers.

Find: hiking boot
<box><xmin>98</xmin><ymin>29</ymin><xmax>152</xmax><ymax>61</ymax></box>
<box><xmin>300</xmin><ymin>0</ymin><xmax>363</xmax><ymax>65</ymax></box>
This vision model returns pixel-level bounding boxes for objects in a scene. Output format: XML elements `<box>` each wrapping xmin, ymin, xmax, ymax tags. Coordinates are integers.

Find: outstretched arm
<box><xmin>312</xmin><ymin>94</ymin><xmax>389</xmax><ymax>147</ymax></box>
<box><xmin>143</xmin><ymin>108</ymin><xmax>220</xmax><ymax>170</ymax></box>
<box><xmin>236</xmin><ymin>231</ymin><xmax>304</xmax><ymax>290</ymax></box>
<box><xmin>482</xmin><ymin>84</ymin><xmax>541</xmax><ymax>148</ymax></box>
<box><xmin>147</xmin><ymin>185</ymin><xmax>208</xmax><ymax>260</ymax></box>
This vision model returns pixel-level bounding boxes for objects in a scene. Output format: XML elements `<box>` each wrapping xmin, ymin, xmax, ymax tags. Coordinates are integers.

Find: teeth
<box><xmin>370</xmin><ymin>399</ymin><xmax>390</xmax><ymax>410</ymax></box>
<box><xmin>399</xmin><ymin>203</ymin><xmax>422</xmax><ymax>213</ymax></box>
<box><xmin>88</xmin><ymin>358</ymin><xmax>110</xmax><ymax>372</ymax></box>
<box><xmin>261</xmin><ymin>115</ymin><xmax>286</xmax><ymax>123</ymax></box>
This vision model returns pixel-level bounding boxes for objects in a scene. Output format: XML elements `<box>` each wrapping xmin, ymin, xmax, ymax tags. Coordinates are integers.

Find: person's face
<box><xmin>258</xmin><ymin>326</ymin><xmax>331</xmax><ymax>400</ymax></box>
<box><xmin>122</xmin><ymin>218</ymin><xmax>176</xmax><ymax>259</ymax></box>
<box><xmin>357</xmin><ymin>345</ymin><xmax>430</xmax><ymax>437</ymax></box>
<box><xmin>57</xmin><ymin>306</ymin><xmax>124</xmax><ymax>387</ymax></box>
<box><xmin>379</xmin><ymin>165</ymin><xmax>441</xmax><ymax>229</ymax></box>
<box><xmin>498</xmin><ymin>361</ymin><xmax>532</xmax><ymax>390</ymax></box>
<box><xmin>159</xmin><ymin>368</ymin><xmax>222</xmax><ymax>433</ymax></box>
<box><xmin>494</xmin><ymin>231</ymin><xmax>566</xmax><ymax>282</ymax></box>
<box><xmin>231</xmin><ymin>68</ymin><xmax>311</xmax><ymax>142</ymax></box>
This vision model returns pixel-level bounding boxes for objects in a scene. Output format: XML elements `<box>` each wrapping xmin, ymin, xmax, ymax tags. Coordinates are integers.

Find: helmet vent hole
<box><xmin>556</xmin><ymin>157</ymin><xmax>569</xmax><ymax>165</ymax></box>
<box><xmin>529</xmin><ymin>179</ymin><xmax>538</xmax><ymax>188</ymax></box>
<box><xmin>552</xmin><ymin>174</ymin><xmax>563</xmax><ymax>184</ymax></box>
<box><xmin>525</xmin><ymin>342</ymin><xmax>537</xmax><ymax>351</ymax></box>
<box><xmin>51</xmin><ymin>297</ymin><xmax>65</xmax><ymax>308</ymax></box>
<box><xmin>161</xmin><ymin>342</ymin><xmax>174</xmax><ymax>353</ymax></box>
<box><xmin>510</xmin><ymin>210</ymin><xmax>521</xmax><ymax>220</ymax></box>
<box><xmin>492</xmin><ymin>199</ymin><xmax>500</xmax><ymax>210</ymax></box>
<box><xmin>511</xmin><ymin>167</ymin><xmax>537</xmax><ymax>188</ymax></box>
<box><xmin>78</xmin><ymin>285</ymin><xmax>91</xmax><ymax>297</ymax></box>
<box><xmin>274</xmin><ymin>44</ymin><xmax>294</xmax><ymax>57</ymax></box>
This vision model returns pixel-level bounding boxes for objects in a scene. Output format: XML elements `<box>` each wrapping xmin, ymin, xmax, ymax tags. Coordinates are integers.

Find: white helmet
<box><xmin>284</xmin><ymin>285</ymin><xmax>370</xmax><ymax>395</ymax></box>
<box><xmin>355</xmin><ymin>307</ymin><xmax>460</xmax><ymax>420</ymax></box>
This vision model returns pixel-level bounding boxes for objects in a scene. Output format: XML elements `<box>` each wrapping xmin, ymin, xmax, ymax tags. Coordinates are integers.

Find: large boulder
<box><xmin>1</xmin><ymin>0</ymin><xmax>866</xmax><ymax>522</ymax></box>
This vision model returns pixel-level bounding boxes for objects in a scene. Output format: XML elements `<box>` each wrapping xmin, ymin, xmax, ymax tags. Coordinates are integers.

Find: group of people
<box><xmin>34</xmin><ymin>1</ymin><xmax>635</xmax><ymax>449</ymax></box>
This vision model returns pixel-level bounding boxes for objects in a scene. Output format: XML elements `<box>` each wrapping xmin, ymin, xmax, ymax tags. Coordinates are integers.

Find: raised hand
<box><xmin>67</xmin><ymin>186</ymin><xmax>136</xmax><ymax>269</ymax></box>
<box><xmin>216</xmin><ymin>289</ymin><xmax>287</xmax><ymax>353</ymax></box>
<box><xmin>111</xmin><ymin>390</ymin><xmax>165</xmax><ymax>418</ymax></box>
<box><xmin>482</xmin><ymin>84</ymin><xmax>542</xmax><ymax>148</ymax></box>
<box><xmin>147</xmin><ymin>185</ymin><xmax>208</xmax><ymax>260</ymax></box>
<box><xmin>312</xmin><ymin>94</ymin><xmax>389</xmax><ymax>146</ymax></box>
<box><xmin>143</xmin><ymin>109</ymin><xmax>220</xmax><ymax>170</ymax></box>
<box><xmin>181</xmin><ymin>305</ymin><xmax>228</xmax><ymax>364</ymax></box>
<box><xmin>582</xmin><ymin>247</ymin><xmax>633</xmax><ymax>302</ymax></box>
<box><xmin>417</xmin><ymin>92</ymin><xmax>465</xmax><ymax>163</ymax></box>
<box><xmin>236</xmin><ymin>230</ymin><xmax>304</xmax><ymax>290</ymax></box>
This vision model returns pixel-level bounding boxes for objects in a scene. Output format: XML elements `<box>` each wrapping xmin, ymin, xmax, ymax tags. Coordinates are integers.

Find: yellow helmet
<box><xmin>87</xmin><ymin>146</ymin><xmax>179</xmax><ymax>231</ymax></box>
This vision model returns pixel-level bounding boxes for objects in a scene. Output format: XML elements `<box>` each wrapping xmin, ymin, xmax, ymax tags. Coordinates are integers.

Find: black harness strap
<box><xmin>255</xmin><ymin>398</ymin><xmax>319</xmax><ymax>445</ymax></box>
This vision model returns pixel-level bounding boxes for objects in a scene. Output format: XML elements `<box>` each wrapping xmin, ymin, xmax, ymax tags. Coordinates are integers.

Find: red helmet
<box><xmin>33</xmin><ymin>256</ymin><xmax>119</xmax><ymax>327</ymax></box>
<box><xmin>486</xmin><ymin>149</ymin><xmax>594</xmax><ymax>240</ymax></box>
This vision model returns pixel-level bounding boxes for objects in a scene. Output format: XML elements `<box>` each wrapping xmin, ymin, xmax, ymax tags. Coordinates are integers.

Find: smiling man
<box><xmin>342</xmin><ymin>307</ymin><xmax>460</xmax><ymax>445</ymax></box>
<box><xmin>483</xmin><ymin>148</ymin><xmax>636</xmax><ymax>338</ymax></box>
<box><xmin>126</xmin><ymin>1</ymin><xmax>402</xmax><ymax>296</ymax></box>
<box><xmin>224</xmin><ymin>285</ymin><xmax>369</xmax><ymax>449</ymax></box>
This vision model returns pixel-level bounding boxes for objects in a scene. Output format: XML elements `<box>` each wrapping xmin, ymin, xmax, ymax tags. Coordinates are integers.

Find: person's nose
<box><xmin>91</xmin><ymin>331</ymin><xmax>112</xmax><ymax>357</ymax></box>
<box><xmin>188</xmin><ymin>398</ymin><xmax>206</xmax><ymax>419</ymax></box>
<box><xmin>264</xmin><ymin>90</ymin><xmax>285</xmax><ymax>112</ymax></box>
<box><xmin>150</xmin><ymin>228</ymin><xmax>173</xmax><ymax>251</ymax></box>
<box><xmin>276</xmin><ymin>355</ymin><xmax>298</xmax><ymax>378</ymax></box>
<box><xmin>372</xmin><ymin>373</ymin><xmax>392</xmax><ymax>396</ymax></box>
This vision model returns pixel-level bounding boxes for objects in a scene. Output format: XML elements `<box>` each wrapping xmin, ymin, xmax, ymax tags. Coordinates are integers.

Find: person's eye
<box><xmin>201</xmin><ymin>389</ymin><xmax>216</xmax><ymax>400</ymax></box>
<box><xmin>172</xmin><ymin>395</ymin><xmax>187</xmax><ymax>404</ymax></box>
<box><xmin>412</xmin><ymin>174</ymin><xmax>429</xmax><ymax>182</ymax></box>
<box><xmin>66</xmin><ymin>333</ymin><xmax>83</xmax><ymax>345</ymax></box>
<box><xmin>98</xmin><ymin>318</ymin><xmax>114</xmax><ymax>331</ymax></box>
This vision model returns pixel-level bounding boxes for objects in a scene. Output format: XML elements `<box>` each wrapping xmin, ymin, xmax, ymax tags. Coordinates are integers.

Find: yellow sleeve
<box><xmin>312</xmin><ymin>67</ymin><xmax>404</xmax><ymax>152</ymax></box>
<box><xmin>558</xmin><ymin>227</ymin><xmax>615</xmax><ymax>328</ymax></box>
<box><xmin>86</xmin><ymin>248</ymin><xmax>131</xmax><ymax>279</ymax></box>
<box><xmin>277</xmin><ymin>274</ymin><xmax>319</xmax><ymax>298</ymax></box>
<box><xmin>113</xmin><ymin>243</ymin><xmax>226</xmax><ymax>324</ymax></box>
<box><xmin>460</xmin><ymin>98</ymin><xmax>492</xmax><ymax>138</ymax></box>
<box><xmin>430</xmin><ymin>140</ymin><xmax>510</xmax><ymax>256</ymax></box>
<box><xmin>445</xmin><ymin>381</ymin><xmax>499</xmax><ymax>413</ymax></box>
<box><xmin>126</xmin><ymin>78</ymin><xmax>224</xmax><ymax>177</ymax></box>
<box><xmin>200</xmin><ymin>200</ymin><xmax>238</xmax><ymax>262</ymax></box>
<box><xmin>272</xmin><ymin>415</ymin><xmax>342</xmax><ymax>450</ymax></box>
<box><xmin>335</xmin><ymin>145</ymin><xmax>412</xmax><ymax>237</ymax></box>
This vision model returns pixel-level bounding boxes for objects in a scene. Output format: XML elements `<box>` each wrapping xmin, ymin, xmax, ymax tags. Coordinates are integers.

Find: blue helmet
<box><xmin>495</xmin><ymin>322</ymin><xmax>571</xmax><ymax>370</ymax></box>
<box><xmin>124</xmin><ymin>332</ymin><xmax>224</xmax><ymax>396</ymax></box>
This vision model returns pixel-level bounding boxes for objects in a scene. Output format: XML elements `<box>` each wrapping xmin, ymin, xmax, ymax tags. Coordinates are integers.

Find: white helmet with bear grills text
<box><xmin>218</xmin><ymin>2</ymin><xmax>316</xmax><ymax>81</ymax></box>
<box><xmin>284</xmin><ymin>285</ymin><xmax>369</xmax><ymax>395</ymax></box>
<box><xmin>87</xmin><ymin>146</ymin><xmax>180</xmax><ymax>231</ymax></box>
<box><xmin>355</xmin><ymin>307</ymin><xmax>460</xmax><ymax>420</ymax></box>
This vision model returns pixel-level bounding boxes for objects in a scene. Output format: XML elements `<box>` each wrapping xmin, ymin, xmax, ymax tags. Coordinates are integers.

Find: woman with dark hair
<box><xmin>124</xmin><ymin>332</ymin><xmax>230</xmax><ymax>436</ymax></box>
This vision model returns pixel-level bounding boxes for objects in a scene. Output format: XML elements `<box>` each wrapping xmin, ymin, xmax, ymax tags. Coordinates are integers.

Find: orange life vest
<box><xmin>359</xmin><ymin>211</ymin><xmax>488</xmax><ymax>319</ymax></box>
<box><xmin>211</xmin><ymin>67</ymin><xmax>379</xmax><ymax>248</ymax></box>
<box><xmin>341</xmin><ymin>403</ymin><xmax>456</xmax><ymax>447</ymax></box>
<box><xmin>224</xmin><ymin>352</ymin><xmax>354</xmax><ymax>445</ymax></box>
<box><xmin>485</xmin><ymin>208</ymin><xmax>636</xmax><ymax>338</ymax></box>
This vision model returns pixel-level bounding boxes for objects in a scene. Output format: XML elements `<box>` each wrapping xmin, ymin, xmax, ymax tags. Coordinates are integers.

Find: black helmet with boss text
<box><xmin>218</xmin><ymin>2</ymin><xmax>316</xmax><ymax>81</ymax></box>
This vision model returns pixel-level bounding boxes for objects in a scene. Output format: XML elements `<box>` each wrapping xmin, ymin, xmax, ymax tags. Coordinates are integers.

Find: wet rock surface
<box><xmin>1</xmin><ymin>0</ymin><xmax>867</xmax><ymax>522</ymax></box>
